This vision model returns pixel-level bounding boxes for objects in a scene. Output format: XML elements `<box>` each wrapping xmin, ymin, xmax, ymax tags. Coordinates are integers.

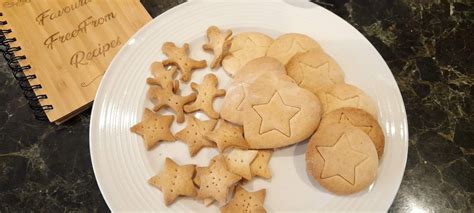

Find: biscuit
<box><xmin>130</xmin><ymin>109</ymin><xmax>175</xmax><ymax>150</ymax></box>
<box><xmin>266</xmin><ymin>33</ymin><xmax>321</xmax><ymax>65</ymax></box>
<box><xmin>184</xmin><ymin>74</ymin><xmax>226</xmax><ymax>119</ymax></box>
<box><xmin>148</xmin><ymin>158</ymin><xmax>196</xmax><ymax>206</ymax></box>
<box><xmin>221</xmin><ymin>185</ymin><xmax>266</xmax><ymax>213</ymax></box>
<box><xmin>242</xmin><ymin>80</ymin><xmax>322</xmax><ymax>149</ymax></box>
<box><xmin>286</xmin><ymin>48</ymin><xmax>344</xmax><ymax>94</ymax></box>
<box><xmin>203</xmin><ymin>26</ymin><xmax>232</xmax><ymax>69</ymax></box>
<box><xmin>148</xmin><ymin>85</ymin><xmax>197</xmax><ymax>123</ymax></box>
<box><xmin>222</xmin><ymin>32</ymin><xmax>274</xmax><ymax>76</ymax></box>
<box><xmin>306</xmin><ymin>123</ymin><xmax>378</xmax><ymax>195</ymax></box>
<box><xmin>316</xmin><ymin>83</ymin><xmax>378</xmax><ymax>117</ymax></box>
<box><xmin>250</xmin><ymin>150</ymin><xmax>272</xmax><ymax>179</ymax></box>
<box><xmin>220</xmin><ymin>57</ymin><xmax>292</xmax><ymax>125</ymax></box>
<box><xmin>205</xmin><ymin>119</ymin><xmax>249</xmax><ymax>151</ymax></box>
<box><xmin>320</xmin><ymin>107</ymin><xmax>385</xmax><ymax>158</ymax></box>
<box><xmin>146</xmin><ymin>62</ymin><xmax>179</xmax><ymax>93</ymax></box>
<box><xmin>225</xmin><ymin>149</ymin><xmax>258</xmax><ymax>180</ymax></box>
<box><xmin>175</xmin><ymin>115</ymin><xmax>217</xmax><ymax>157</ymax></box>
<box><xmin>197</xmin><ymin>154</ymin><xmax>242</xmax><ymax>205</ymax></box>
<box><xmin>162</xmin><ymin>42</ymin><xmax>207</xmax><ymax>82</ymax></box>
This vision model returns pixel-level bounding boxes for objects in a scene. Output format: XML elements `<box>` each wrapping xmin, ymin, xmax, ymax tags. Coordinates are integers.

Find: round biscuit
<box><xmin>266</xmin><ymin>33</ymin><xmax>321</xmax><ymax>65</ymax></box>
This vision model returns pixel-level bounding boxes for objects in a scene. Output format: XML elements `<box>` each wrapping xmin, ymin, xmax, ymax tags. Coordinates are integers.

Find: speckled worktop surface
<box><xmin>0</xmin><ymin>0</ymin><xmax>472</xmax><ymax>212</ymax></box>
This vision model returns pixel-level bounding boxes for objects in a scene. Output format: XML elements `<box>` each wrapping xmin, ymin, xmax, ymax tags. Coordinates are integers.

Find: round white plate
<box><xmin>90</xmin><ymin>1</ymin><xmax>408</xmax><ymax>211</ymax></box>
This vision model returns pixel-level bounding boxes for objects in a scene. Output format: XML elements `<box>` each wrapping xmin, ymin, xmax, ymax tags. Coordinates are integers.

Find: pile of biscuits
<box><xmin>131</xmin><ymin>25</ymin><xmax>386</xmax><ymax>211</ymax></box>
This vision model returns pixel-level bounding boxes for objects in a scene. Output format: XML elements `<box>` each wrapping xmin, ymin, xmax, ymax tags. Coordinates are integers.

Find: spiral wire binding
<box><xmin>0</xmin><ymin>12</ymin><xmax>52</xmax><ymax>121</ymax></box>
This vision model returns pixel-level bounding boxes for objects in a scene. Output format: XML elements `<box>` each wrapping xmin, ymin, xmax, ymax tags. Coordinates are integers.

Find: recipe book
<box><xmin>0</xmin><ymin>0</ymin><xmax>151</xmax><ymax>124</ymax></box>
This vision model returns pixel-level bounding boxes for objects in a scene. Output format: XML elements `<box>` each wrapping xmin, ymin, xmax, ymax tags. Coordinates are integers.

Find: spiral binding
<box><xmin>0</xmin><ymin>12</ymin><xmax>52</xmax><ymax>121</ymax></box>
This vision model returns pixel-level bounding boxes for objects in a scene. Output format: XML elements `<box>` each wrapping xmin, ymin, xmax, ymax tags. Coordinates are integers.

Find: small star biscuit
<box><xmin>175</xmin><ymin>115</ymin><xmax>217</xmax><ymax>157</ymax></box>
<box><xmin>221</xmin><ymin>185</ymin><xmax>267</xmax><ymax>213</ymax></box>
<box><xmin>148</xmin><ymin>158</ymin><xmax>196</xmax><ymax>206</ymax></box>
<box><xmin>130</xmin><ymin>109</ymin><xmax>175</xmax><ymax>150</ymax></box>
<box><xmin>162</xmin><ymin>42</ymin><xmax>207</xmax><ymax>82</ymax></box>
<box><xmin>225</xmin><ymin>148</ymin><xmax>258</xmax><ymax>180</ymax></box>
<box><xmin>205</xmin><ymin>119</ymin><xmax>249</xmax><ymax>152</ymax></box>
<box><xmin>250</xmin><ymin>150</ymin><xmax>273</xmax><ymax>179</ymax></box>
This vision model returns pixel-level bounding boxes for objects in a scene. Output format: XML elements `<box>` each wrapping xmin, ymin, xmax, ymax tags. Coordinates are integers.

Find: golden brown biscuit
<box><xmin>175</xmin><ymin>115</ymin><xmax>217</xmax><ymax>157</ymax></box>
<box><xmin>320</xmin><ymin>108</ymin><xmax>385</xmax><ymax>158</ymax></box>
<box><xmin>224</xmin><ymin>149</ymin><xmax>258</xmax><ymax>180</ymax></box>
<box><xmin>266</xmin><ymin>33</ymin><xmax>322</xmax><ymax>65</ymax></box>
<box><xmin>202</xmin><ymin>26</ymin><xmax>232</xmax><ymax>69</ymax></box>
<box><xmin>250</xmin><ymin>150</ymin><xmax>272</xmax><ymax>179</ymax></box>
<box><xmin>221</xmin><ymin>186</ymin><xmax>266</xmax><ymax>213</ymax></box>
<box><xmin>316</xmin><ymin>83</ymin><xmax>378</xmax><ymax>117</ymax></box>
<box><xmin>148</xmin><ymin>85</ymin><xmax>196</xmax><ymax>123</ymax></box>
<box><xmin>184</xmin><ymin>74</ymin><xmax>226</xmax><ymax>119</ymax></box>
<box><xmin>148</xmin><ymin>158</ymin><xmax>196</xmax><ymax>206</ymax></box>
<box><xmin>162</xmin><ymin>42</ymin><xmax>207</xmax><ymax>82</ymax></box>
<box><xmin>130</xmin><ymin>109</ymin><xmax>175</xmax><ymax>150</ymax></box>
<box><xmin>205</xmin><ymin>119</ymin><xmax>249</xmax><ymax>151</ymax></box>
<box><xmin>146</xmin><ymin>62</ymin><xmax>179</xmax><ymax>93</ymax></box>
<box><xmin>222</xmin><ymin>32</ymin><xmax>274</xmax><ymax>76</ymax></box>
<box><xmin>306</xmin><ymin>123</ymin><xmax>378</xmax><ymax>195</ymax></box>
<box><xmin>286</xmin><ymin>48</ymin><xmax>344</xmax><ymax>93</ymax></box>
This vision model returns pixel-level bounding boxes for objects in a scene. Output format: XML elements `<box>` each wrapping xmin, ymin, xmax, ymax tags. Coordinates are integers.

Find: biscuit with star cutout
<box><xmin>162</xmin><ymin>42</ymin><xmax>207</xmax><ymax>82</ymax></box>
<box><xmin>316</xmin><ymin>83</ymin><xmax>378</xmax><ymax>117</ymax></box>
<box><xmin>242</xmin><ymin>80</ymin><xmax>322</xmax><ymax>149</ymax></box>
<box><xmin>221</xmin><ymin>185</ymin><xmax>267</xmax><ymax>213</ymax></box>
<box><xmin>205</xmin><ymin>119</ymin><xmax>249</xmax><ymax>151</ymax></box>
<box><xmin>225</xmin><ymin>149</ymin><xmax>258</xmax><ymax>180</ymax></box>
<box><xmin>306</xmin><ymin>123</ymin><xmax>379</xmax><ymax>195</ymax></box>
<box><xmin>130</xmin><ymin>109</ymin><xmax>176</xmax><ymax>150</ymax></box>
<box><xmin>148</xmin><ymin>85</ymin><xmax>196</xmax><ymax>123</ymax></box>
<box><xmin>203</xmin><ymin>26</ymin><xmax>232</xmax><ymax>69</ymax></box>
<box><xmin>286</xmin><ymin>48</ymin><xmax>344</xmax><ymax>94</ymax></box>
<box><xmin>175</xmin><ymin>115</ymin><xmax>217</xmax><ymax>157</ymax></box>
<box><xmin>320</xmin><ymin>107</ymin><xmax>385</xmax><ymax>158</ymax></box>
<box><xmin>184</xmin><ymin>73</ymin><xmax>226</xmax><ymax>119</ymax></box>
<box><xmin>222</xmin><ymin>32</ymin><xmax>274</xmax><ymax>76</ymax></box>
<box><xmin>266</xmin><ymin>33</ymin><xmax>322</xmax><ymax>65</ymax></box>
<box><xmin>148</xmin><ymin>158</ymin><xmax>196</xmax><ymax>206</ymax></box>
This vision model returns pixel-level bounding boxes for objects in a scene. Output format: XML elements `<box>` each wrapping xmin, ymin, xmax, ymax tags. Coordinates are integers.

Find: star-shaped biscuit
<box><xmin>221</xmin><ymin>186</ymin><xmax>266</xmax><ymax>213</ymax></box>
<box><xmin>197</xmin><ymin>154</ymin><xmax>241</xmax><ymax>205</ymax></box>
<box><xmin>146</xmin><ymin>62</ymin><xmax>179</xmax><ymax>93</ymax></box>
<box><xmin>148</xmin><ymin>85</ymin><xmax>196</xmax><ymax>123</ymax></box>
<box><xmin>162</xmin><ymin>42</ymin><xmax>207</xmax><ymax>82</ymax></box>
<box><xmin>184</xmin><ymin>74</ymin><xmax>226</xmax><ymax>119</ymax></box>
<box><xmin>252</xmin><ymin>92</ymin><xmax>300</xmax><ymax>137</ymax></box>
<box><xmin>250</xmin><ymin>150</ymin><xmax>272</xmax><ymax>179</ymax></box>
<box><xmin>202</xmin><ymin>26</ymin><xmax>232</xmax><ymax>69</ymax></box>
<box><xmin>175</xmin><ymin>115</ymin><xmax>217</xmax><ymax>157</ymax></box>
<box><xmin>317</xmin><ymin>134</ymin><xmax>368</xmax><ymax>184</ymax></box>
<box><xmin>205</xmin><ymin>119</ymin><xmax>249</xmax><ymax>152</ymax></box>
<box><xmin>130</xmin><ymin>109</ymin><xmax>175</xmax><ymax>150</ymax></box>
<box><xmin>225</xmin><ymin>149</ymin><xmax>258</xmax><ymax>180</ymax></box>
<box><xmin>148</xmin><ymin>158</ymin><xmax>196</xmax><ymax>206</ymax></box>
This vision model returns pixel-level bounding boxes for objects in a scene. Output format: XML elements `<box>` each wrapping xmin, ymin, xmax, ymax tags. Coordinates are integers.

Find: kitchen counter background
<box><xmin>0</xmin><ymin>0</ymin><xmax>472</xmax><ymax>212</ymax></box>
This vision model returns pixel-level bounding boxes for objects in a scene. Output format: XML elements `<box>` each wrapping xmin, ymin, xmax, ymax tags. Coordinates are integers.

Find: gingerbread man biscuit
<box><xmin>146</xmin><ymin>62</ymin><xmax>179</xmax><ymax>93</ymax></box>
<box><xmin>148</xmin><ymin>85</ymin><xmax>196</xmax><ymax>123</ymax></box>
<box><xmin>203</xmin><ymin>26</ymin><xmax>232</xmax><ymax>69</ymax></box>
<box><xmin>184</xmin><ymin>74</ymin><xmax>226</xmax><ymax>119</ymax></box>
<box><xmin>162</xmin><ymin>42</ymin><xmax>207</xmax><ymax>82</ymax></box>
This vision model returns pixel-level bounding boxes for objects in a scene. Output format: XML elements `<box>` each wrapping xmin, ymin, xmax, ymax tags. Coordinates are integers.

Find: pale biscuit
<box><xmin>175</xmin><ymin>115</ymin><xmax>217</xmax><ymax>157</ymax></box>
<box><xmin>148</xmin><ymin>85</ymin><xmax>196</xmax><ymax>123</ymax></box>
<box><xmin>250</xmin><ymin>150</ymin><xmax>272</xmax><ymax>179</ymax></box>
<box><xmin>316</xmin><ymin>83</ymin><xmax>378</xmax><ymax>117</ymax></box>
<box><xmin>222</xmin><ymin>32</ymin><xmax>274</xmax><ymax>76</ymax></box>
<box><xmin>221</xmin><ymin>186</ymin><xmax>266</xmax><ymax>213</ymax></box>
<box><xmin>286</xmin><ymin>48</ymin><xmax>344</xmax><ymax>94</ymax></box>
<box><xmin>225</xmin><ymin>149</ymin><xmax>258</xmax><ymax>180</ymax></box>
<box><xmin>306</xmin><ymin>123</ymin><xmax>378</xmax><ymax>195</ymax></box>
<box><xmin>130</xmin><ymin>109</ymin><xmax>175</xmax><ymax>150</ymax></box>
<box><xmin>162</xmin><ymin>42</ymin><xmax>207</xmax><ymax>82</ymax></box>
<box><xmin>184</xmin><ymin>73</ymin><xmax>226</xmax><ymax>119</ymax></box>
<box><xmin>205</xmin><ymin>119</ymin><xmax>249</xmax><ymax>151</ymax></box>
<box><xmin>320</xmin><ymin>108</ymin><xmax>385</xmax><ymax>158</ymax></box>
<box><xmin>148</xmin><ymin>158</ymin><xmax>196</xmax><ymax>206</ymax></box>
<box><xmin>266</xmin><ymin>33</ymin><xmax>322</xmax><ymax>65</ymax></box>
<box><xmin>203</xmin><ymin>26</ymin><xmax>232</xmax><ymax>69</ymax></box>
<box><xmin>243</xmin><ymin>80</ymin><xmax>322</xmax><ymax>149</ymax></box>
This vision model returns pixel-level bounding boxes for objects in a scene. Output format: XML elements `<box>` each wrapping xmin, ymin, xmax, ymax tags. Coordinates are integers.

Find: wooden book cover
<box><xmin>0</xmin><ymin>0</ymin><xmax>151</xmax><ymax>124</ymax></box>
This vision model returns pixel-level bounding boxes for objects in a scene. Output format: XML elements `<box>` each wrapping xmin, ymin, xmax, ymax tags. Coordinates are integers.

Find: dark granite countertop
<box><xmin>1</xmin><ymin>0</ymin><xmax>472</xmax><ymax>212</ymax></box>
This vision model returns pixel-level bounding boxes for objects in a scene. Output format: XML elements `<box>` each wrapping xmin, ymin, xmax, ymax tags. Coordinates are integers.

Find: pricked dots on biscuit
<box><xmin>203</xmin><ymin>26</ymin><xmax>232</xmax><ymax>69</ymax></box>
<box><xmin>250</xmin><ymin>150</ymin><xmax>273</xmax><ymax>179</ymax></box>
<box><xmin>148</xmin><ymin>158</ymin><xmax>196</xmax><ymax>206</ymax></box>
<box><xmin>146</xmin><ymin>61</ymin><xmax>180</xmax><ymax>93</ymax></box>
<box><xmin>224</xmin><ymin>148</ymin><xmax>258</xmax><ymax>180</ymax></box>
<box><xmin>175</xmin><ymin>115</ymin><xmax>217</xmax><ymax>157</ymax></box>
<box><xmin>221</xmin><ymin>185</ymin><xmax>267</xmax><ymax>213</ymax></box>
<box><xmin>205</xmin><ymin>119</ymin><xmax>249</xmax><ymax>152</ymax></box>
<box><xmin>130</xmin><ymin>109</ymin><xmax>176</xmax><ymax>150</ymax></box>
<box><xmin>148</xmin><ymin>85</ymin><xmax>196</xmax><ymax>123</ymax></box>
<box><xmin>162</xmin><ymin>42</ymin><xmax>207</xmax><ymax>82</ymax></box>
<box><xmin>184</xmin><ymin>73</ymin><xmax>226</xmax><ymax>119</ymax></box>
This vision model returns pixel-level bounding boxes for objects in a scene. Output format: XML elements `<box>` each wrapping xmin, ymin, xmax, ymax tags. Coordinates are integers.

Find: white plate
<box><xmin>90</xmin><ymin>1</ymin><xmax>408</xmax><ymax>211</ymax></box>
